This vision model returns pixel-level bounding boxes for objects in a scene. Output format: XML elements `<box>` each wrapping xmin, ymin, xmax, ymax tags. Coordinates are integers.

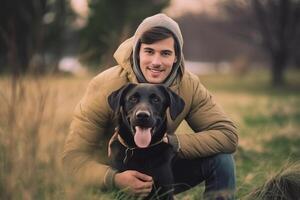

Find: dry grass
<box><xmin>0</xmin><ymin>75</ymin><xmax>90</xmax><ymax>199</ymax></box>
<box><xmin>245</xmin><ymin>162</ymin><xmax>300</xmax><ymax>200</ymax></box>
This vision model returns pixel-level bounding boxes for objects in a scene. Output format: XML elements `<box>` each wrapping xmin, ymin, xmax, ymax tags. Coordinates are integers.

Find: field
<box><xmin>0</xmin><ymin>69</ymin><xmax>300</xmax><ymax>199</ymax></box>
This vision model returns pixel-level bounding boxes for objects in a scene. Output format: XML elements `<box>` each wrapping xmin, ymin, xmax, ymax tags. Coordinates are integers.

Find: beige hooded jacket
<box><xmin>62</xmin><ymin>13</ymin><xmax>238</xmax><ymax>190</ymax></box>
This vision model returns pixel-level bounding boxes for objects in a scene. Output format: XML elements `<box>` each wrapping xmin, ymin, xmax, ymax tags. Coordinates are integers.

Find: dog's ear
<box><xmin>108</xmin><ymin>83</ymin><xmax>136</xmax><ymax>112</ymax></box>
<box><xmin>158</xmin><ymin>85</ymin><xmax>185</xmax><ymax>121</ymax></box>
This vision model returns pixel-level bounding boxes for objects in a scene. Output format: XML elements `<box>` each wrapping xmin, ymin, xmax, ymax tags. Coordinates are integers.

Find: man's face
<box><xmin>139</xmin><ymin>37</ymin><xmax>177</xmax><ymax>84</ymax></box>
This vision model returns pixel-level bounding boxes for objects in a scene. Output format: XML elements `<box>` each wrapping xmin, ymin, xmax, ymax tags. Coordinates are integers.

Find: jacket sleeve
<box><xmin>62</xmin><ymin>77</ymin><xmax>117</xmax><ymax>189</ymax></box>
<box><xmin>177</xmin><ymin>76</ymin><xmax>238</xmax><ymax>159</ymax></box>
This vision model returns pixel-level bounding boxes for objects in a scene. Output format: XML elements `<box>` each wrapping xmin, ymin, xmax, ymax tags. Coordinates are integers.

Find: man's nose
<box><xmin>151</xmin><ymin>54</ymin><xmax>162</xmax><ymax>66</ymax></box>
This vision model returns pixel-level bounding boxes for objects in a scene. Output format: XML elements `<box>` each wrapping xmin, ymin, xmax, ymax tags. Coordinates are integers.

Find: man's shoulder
<box><xmin>179</xmin><ymin>69</ymin><xmax>210</xmax><ymax>100</ymax></box>
<box><xmin>93</xmin><ymin>65</ymin><xmax>126</xmax><ymax>82</ymax></box>
<box><xmin>87</xmin><ymin>65</ymin><xmax>128</xmax><ymax>96</ymax></box>
<box><xmin>181</xmin><ymin>69</ymin><xmax>202</xmax><ymax>88</ymax></box>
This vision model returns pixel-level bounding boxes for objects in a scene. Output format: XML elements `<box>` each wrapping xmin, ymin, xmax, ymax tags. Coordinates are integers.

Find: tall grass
<box><xmin>0</xmin><ymin>75</ymin><xmax>113</xmax><ymax>200</ymax></box>
<box><xmin>0</xmin><ymin>76</ymin><xmax>63</xmax><ymax>199</ymax></box>
<box><xmin>245</xmin><ymin>161</ymin><xmax>300</xmax><ymax>200</ymax></box>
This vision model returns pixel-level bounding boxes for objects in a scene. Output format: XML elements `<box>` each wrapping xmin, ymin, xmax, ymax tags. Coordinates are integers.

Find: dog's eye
<box><xmin>129</xmin><ymin>96</ymin><xmax>138</xmax><ymax>103</ymax></box>
<box><xmin>152</xmin><ymin>97</ymin><xmax>160</xmax><ymax>103</ymax></box>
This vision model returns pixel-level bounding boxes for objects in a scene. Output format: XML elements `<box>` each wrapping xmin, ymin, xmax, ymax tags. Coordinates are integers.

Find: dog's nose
<box><xmin>136</xmin><ymin>110</ymin><xmax>150</xmax><ymax>119</ymax></box>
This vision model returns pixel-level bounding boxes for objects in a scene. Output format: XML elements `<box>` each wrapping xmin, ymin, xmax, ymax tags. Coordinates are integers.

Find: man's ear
<box><xmin>158</xmin><ymin>85</ymin><xmax>185</xmax><ymax>120</ymax></box>
<box><xmin>108</xmin><ymin>83</ymin><xmax>136</xmax><ymax>112</ymax></box>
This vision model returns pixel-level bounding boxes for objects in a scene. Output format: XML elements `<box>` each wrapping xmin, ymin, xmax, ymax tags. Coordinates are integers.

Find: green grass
<box><xmin>175</xmin><ymin>69</ymin><xmax>300</xmax><ymax>199</ymax></box>
<box><xmin>0</xmin><ymin>68</ymin><xmax>300</xmax><ymax>199</ymax></box>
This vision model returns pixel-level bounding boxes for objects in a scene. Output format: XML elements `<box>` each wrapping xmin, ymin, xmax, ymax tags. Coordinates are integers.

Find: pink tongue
<box><xmin>134</xmin><ymin>126</ymin><xmax>152</xmax><ymax>148</ymax></box>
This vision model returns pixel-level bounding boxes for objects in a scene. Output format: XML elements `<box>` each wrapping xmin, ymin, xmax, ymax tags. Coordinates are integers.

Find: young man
<box><xmin>63</xmin><ymin>14</ymin><xmax>238</xmax><ymax>199</ymax></box>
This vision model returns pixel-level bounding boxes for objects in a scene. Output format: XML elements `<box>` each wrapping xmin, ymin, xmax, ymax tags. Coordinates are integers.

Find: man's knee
<box><xmin>209</xmin><ymin>153</ymin><xmax>236</xmax><ymax>188</ymax></box>
<box><xmin>211</xmin><ymin>154</ymin><xmax>235</xmax><ymax>171</ymax></box>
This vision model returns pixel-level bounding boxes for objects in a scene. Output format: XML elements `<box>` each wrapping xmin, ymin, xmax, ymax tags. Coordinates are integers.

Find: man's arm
<box><xmin>62</xmin><ymin>77</ymin><xmax>117</xmax><ymax>189</ymax></box>
<box><xmin>176</xmin><ymin>75</ymin><xmax>238</xmax><ymax>159</ymax></box>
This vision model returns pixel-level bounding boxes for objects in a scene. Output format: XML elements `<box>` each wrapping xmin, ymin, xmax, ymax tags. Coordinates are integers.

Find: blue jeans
<box><xmin>172</xmin><ymin>153</ymin><xmax>236</xmax><ymax>200</ymax></box>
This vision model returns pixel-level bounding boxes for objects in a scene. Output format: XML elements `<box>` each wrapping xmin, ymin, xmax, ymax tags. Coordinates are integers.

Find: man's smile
<box><xmin>147</xmin><ymin>67</ymin><xmax>165</xmax><ymax>73</ymax></box>
<box><xmin>147</xmin><ymin>67</ymin><xmax>165</xmax><ymax>78</ymax></box>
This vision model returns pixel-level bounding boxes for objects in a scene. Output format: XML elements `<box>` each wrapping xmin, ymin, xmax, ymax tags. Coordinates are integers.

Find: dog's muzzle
<box><xmin>136</xmin><ymin>110</ymin><xmax>151</xmax><ymax>120</ymax></box>
<box><xmin>131</xmin><ymin>110</ymin><xmax>156</xmax><ymax>148</ymax></box>
<box><xmin>133</xmin><ymin>109</ymin><xmax>155</xmax><ymax>127</ymax></box>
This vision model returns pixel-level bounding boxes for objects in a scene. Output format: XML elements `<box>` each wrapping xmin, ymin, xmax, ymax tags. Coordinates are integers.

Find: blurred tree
<box><xmin>221</xmin><ymin>0</ymin><xmax>300</xmax><ymax>86</ymax></box>
<box><xmin>0</xmin><ymin>0</ymin><xmax>73</xmax><ymax>75</ymax></box>
<box><xmin>176</xmin><ymin>13</ymin><xmax>261</xmax><ymax>63</ymax></box>
<box><xmin>80</xmin><ymin>0</ymin><xmax>170</xmax><ymax>68</ymax></box>
<box><xmin>0</xmin><ymin>0</ymin><xmax>45</xmax><ymax>74</ymax></box>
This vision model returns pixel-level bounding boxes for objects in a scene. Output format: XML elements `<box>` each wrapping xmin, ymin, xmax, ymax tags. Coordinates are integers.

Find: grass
<box><xmin>0</xmin><ymin>69</ymin><xmax>299</xmax><ymax>199</ymax></box>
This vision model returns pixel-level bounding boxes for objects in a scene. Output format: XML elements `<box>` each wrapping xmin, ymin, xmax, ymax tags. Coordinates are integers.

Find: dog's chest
<box><xmin>110</xmin><ymin>141</ymin><xmax>174</xmax><ymax>172</ymax></box>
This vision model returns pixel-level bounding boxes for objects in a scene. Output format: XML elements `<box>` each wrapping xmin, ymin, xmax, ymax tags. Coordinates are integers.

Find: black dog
<box><xmin>108</xmin><ymin>83</ymin><xmax>185</xmax><ymax>200</ymax></box>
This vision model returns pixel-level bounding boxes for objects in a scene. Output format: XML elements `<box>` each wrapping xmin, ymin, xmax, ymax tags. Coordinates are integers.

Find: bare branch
<box><xmin>251</xmin><ymin>0</ymin><xmax>275</xmax><ymax>55</ymax></box>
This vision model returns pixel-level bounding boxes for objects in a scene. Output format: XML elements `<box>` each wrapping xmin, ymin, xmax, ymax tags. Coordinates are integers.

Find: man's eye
<box><xmin>162</xmin><ymin>51</ymin><xmax>171</xmax><ymax>56</ymax></box>
<box><xmin>144</xmin><ymin>49</ymin><xmax>153</xmax><ymax>54</ymax></box>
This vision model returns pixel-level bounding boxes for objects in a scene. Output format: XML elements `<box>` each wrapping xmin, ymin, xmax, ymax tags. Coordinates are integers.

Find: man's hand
<box><xmin>114</xmin><ymin>170</ymin><xmax>153</xmax><ymax>197</ymax></box>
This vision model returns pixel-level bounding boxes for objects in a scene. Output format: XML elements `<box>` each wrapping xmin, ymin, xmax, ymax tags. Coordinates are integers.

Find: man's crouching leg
<box><xmin>172</xmin><ymin>153</ymin><xmax>236</xmax><ymax>200</ymax></box>
<box><xmin>203</xmin><ymin>154</ymin><xmax>236</xmax><ymax>200</ymax></box>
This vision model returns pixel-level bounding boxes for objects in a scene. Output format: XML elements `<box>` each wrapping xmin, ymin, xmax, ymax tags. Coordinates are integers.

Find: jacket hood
<box><xmin>113</xmin><ymin>13</ymin><xmax>185</xmax><ymax>86</ymax></box>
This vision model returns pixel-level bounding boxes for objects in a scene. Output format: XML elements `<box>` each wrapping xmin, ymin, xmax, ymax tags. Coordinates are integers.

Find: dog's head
<box><xmin>108</xmin><ymin>83</ymin><xmax>185</xmax><ymax>148</ymax></box>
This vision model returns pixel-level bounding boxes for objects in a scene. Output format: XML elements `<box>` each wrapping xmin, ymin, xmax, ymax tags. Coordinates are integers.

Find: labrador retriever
<box><xmin>108</xmin><ymin>83</ymin><xmax>185</xmax><ymax>200</ymax></box>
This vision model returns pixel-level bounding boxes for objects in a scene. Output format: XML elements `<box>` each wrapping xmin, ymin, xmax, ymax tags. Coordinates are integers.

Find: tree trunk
<box><xmin>271</xmin><ymin>52</ymin><xmax>286</xmax><ymax>87</ymax></box>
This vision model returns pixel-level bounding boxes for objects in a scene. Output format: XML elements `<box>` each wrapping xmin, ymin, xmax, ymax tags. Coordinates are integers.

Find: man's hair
<box><xmin>138</xmin><ymin>26</ymin><xmax>179</xmax><ymax>57</ymax></box>
<box><xmin>140</xmin><ymin>27</ymin><xmax>174</xmax><ymax>43</ymax></box>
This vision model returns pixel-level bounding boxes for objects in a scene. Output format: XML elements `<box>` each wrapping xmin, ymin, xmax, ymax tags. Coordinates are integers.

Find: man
<box><xmin>63</xmin><ymin>13</ymin><xmax>238</xmax><ymax>199</ymax></box>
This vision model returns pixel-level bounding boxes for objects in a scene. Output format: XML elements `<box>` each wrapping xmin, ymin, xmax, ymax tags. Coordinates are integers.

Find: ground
<box><xmin>0</xmin><ymin>68</ymin><xmax>299</xmax><ymax>199</ymax></box>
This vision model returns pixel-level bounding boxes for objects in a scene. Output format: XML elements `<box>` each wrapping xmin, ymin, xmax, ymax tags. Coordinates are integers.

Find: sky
<box><xmin>70</xmin><ymin>0</ymin><xmax>220</xmax><ymax>19</ymax></box>
<box><xmin>164</xmin><ymin>0</ymin><xmax>219</xmax><ymax>17</ymax></box>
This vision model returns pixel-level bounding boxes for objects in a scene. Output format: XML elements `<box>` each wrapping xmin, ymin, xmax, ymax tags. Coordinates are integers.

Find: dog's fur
<box><xmin>108</xmin><ymin>83</ymin><xmax>185</xmax><ymax>200</ymax></box>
